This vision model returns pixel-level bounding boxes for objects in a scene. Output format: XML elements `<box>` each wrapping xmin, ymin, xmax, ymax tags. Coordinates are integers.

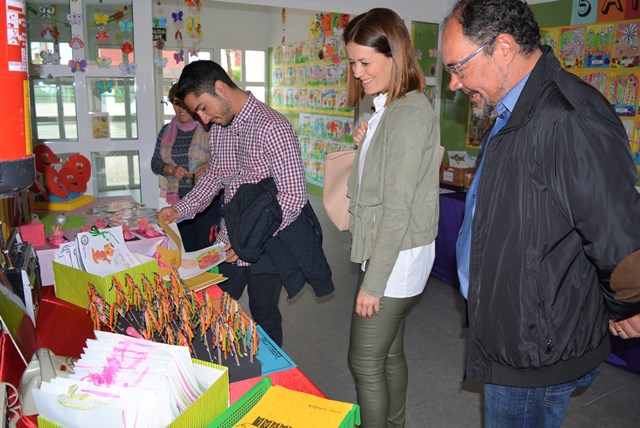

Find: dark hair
<box><xmin>444</xmin><ymin>0</ymin><xmax>541</xmax><ymax>55</ymax></box>
<box><xmin>343</xmin><ymin>8</ymin><xmax>425</xmax><ymax>107</ymax></box>
<box><xmin>175</xmin><ymin>60</ymin><xmax>238</xmax><ymax>101</ymax></box>
<box><xmin>167</xmin><ymin>83</ymin><xmax>181</xmax><ymax>105</ymax></box>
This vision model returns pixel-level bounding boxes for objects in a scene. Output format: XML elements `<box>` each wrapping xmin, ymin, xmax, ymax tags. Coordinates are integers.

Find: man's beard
<box><xmin>465</xmin><ymin>71</ymin><xmax>508</xmax><ymax>121</ymax></box>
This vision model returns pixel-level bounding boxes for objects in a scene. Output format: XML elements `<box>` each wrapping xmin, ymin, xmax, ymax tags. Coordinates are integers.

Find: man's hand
<box><xmin>158</xmin><ymin>206</ymin><xmax>179</xmax><ymax>224</ymax></box>
<box><xmin>223</xmin><ymin>242</ymin><xmax>238</xmax><ymax>263</ymax></box>
<box><xmin>609</xmin><ymin>313</ymin><xmax>640</xmax><ymax>339</ymax></box>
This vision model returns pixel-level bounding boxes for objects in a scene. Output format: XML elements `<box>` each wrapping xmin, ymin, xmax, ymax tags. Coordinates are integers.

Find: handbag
<box><xmin>323</xmin><ymin>150</ymin><xmax>356</xmax><ymax>232</ymax></box>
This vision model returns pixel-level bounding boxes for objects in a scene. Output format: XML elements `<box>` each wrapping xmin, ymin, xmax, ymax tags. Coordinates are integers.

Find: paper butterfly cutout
<box><xmin>96</xmin><ymin>56</ymin><xmax>112</xmax><ymax>68</ymax></box>
<box><xmin>121</xmin><ymin>41</ymin><xmax>134</xmax><ymax>55</ymax></box>
<box><xmin>95</xmin><ymin>29</ymin><xmax>110</xmax><ymax>42</ymax></box>
<box><xmin>189</xmin><ymin>48</ymin><xmax>200</xmax><ymax>57</ymax></box>
<box><xmin>155</xmin><ymin>38</ymin><xmax>166</xmax><ymax>50</ymax></box>
<box><xmin>428</xmin><ymin>48</ymin><xmax>439</xmax><ymax>58</ymax></box>
<box><xmin>96</xmin><ymin>80</ymin><xmax>114</xmax><ymax>94</ymax></box>
<box><xmin>414</xmin><ymin>49</ymin><xmax>423</xmax><ymax>61</ymax></box>
<box><xmin>40</xmin><ymin>50</ymin><xmax>61</xmax><ymax>65</ymax></box>
<box><xmin>69</xmin><ymin>59</ymin><xmax>87</xmax><ymax>73</ymax></box>
<box><xmin>186</xmin><ymin>16</ymin><xmax>199</xmax><ymax>33</ymax></box>
<box><xmin>119</xmin><ymin>20</ymin><xmax>133</xmax><ymax>33</ymax></box>
<box><xmin>69</xmin><ymin>35</ymin><xmax>84</xmax><ymax>50</ymax></box>
<box><xmin>153</xmin><ymin>17</ymin><xmax>167</xmax><ymax>28</ymax></box>
<box><xmin>154</xmin><ymin>57</ymin><xmax>168</xmax><ymax>69</ymax></box>
<box><xmin>67</xmin><ymin>12</ymin><xmax>82</xmax><ymax>26</ymax></box>
<box><xmin>94</xmin><ymin>13</ymin><xmax>109</xmax><ymax>26</ymax></box>
<box><xmin>172</xmin><ymin>10</ymin><xmax>183</xmax><ymax>22</ymax></box>
<box><xmin>39</xmin><ymin>6</ymin><xmax>55</xmax><ymax>19</ymax></box>
<box><xmin>174</xmin><ymin>49</ymin><xmax>184</xmax><ymax>64</ymax></box>
<box><xmin>119</xmin><ymin>62</ymin><xmax>137</xmax><ymax>75</ymax></box>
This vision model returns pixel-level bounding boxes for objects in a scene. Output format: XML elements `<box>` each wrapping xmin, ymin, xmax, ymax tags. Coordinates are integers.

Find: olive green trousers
<box><xmin>348</xmin><ymin>273</ymin><xmax>420</xmax><ymax>428</ymax></box>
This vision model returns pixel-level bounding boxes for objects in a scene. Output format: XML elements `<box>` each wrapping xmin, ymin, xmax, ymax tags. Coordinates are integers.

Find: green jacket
<box><xmin>347</xmin><ymin>90</ymin><xmax>440</xmax><ymax>297</ymax></box>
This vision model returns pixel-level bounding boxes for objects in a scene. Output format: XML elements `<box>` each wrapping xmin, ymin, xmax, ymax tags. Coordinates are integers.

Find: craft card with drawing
<box><xmin>75</xmin><ymin>226</ymin><xmax>140</xmax><ymax>276</ymax></box>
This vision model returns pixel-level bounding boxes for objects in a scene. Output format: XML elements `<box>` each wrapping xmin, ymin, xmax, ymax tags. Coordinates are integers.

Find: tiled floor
<box><xmin>242</xmin><ymin>195</ymin><xmax>640</xmax><ymax>427</ymax></box>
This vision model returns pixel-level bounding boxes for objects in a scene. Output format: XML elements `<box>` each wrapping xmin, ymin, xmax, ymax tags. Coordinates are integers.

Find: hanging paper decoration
<box><xmin>153</xmin><ymin>16</ymin><xmax>167</xmax><ymax>28</ymax></box>
<box><xmin>39</xmin><ymin>5</ymin><xmax>56</xmax><ymax>19</ymax></box>
<box><xmin>174</xmin><ymin>49</ymin><xmax>184</xmax><ymax>64</ymax></box>
<box><xmin>186</xmin><ymin>16</ymin><xmax>202</xmax><ymax>42</ymax></box>
<box><xmin>154</xmin><ymin>57</ymin><xmax>168</xmax><ymax>69</ymax></box>
<box><xmin>69</xmin><ymin>35</ymin><xmax>84</xmax><ymax>49</ymax></box>
<box><xmin>189</xmin><ymin>48</ymin><xmax>200</xmax><ymax>57</ymax></box>
<box><xmin>96</xmin><ymin>56</ymin><xmax>112</xmax><ymax>68</ymax></box>
<box><xmin>41</xmin><ymin>25</ymin><xmax>59</xmax><ymax>44</ymax></box>
<box><xmin>96</xmin><ymin>80</ymin><xmax>114</xmax><ymax>94</ymax></box>
<box><xmin>40</xmin><ymin>50</ymin><xmax>61</xmax><ymax>65</ymax></box>
<box><xmin>119</xmin><ymin>19</ymin><xmax>133</xmax><ymax>33</ymax></box>
<box><xmin>67</xmin><ymin>12</ymin><xmax>82</xmax><ymax>26</ymax></box>
<box><xmin>185</xmin><ymin>0</ymin><xmax>202</xmax><ymax>12</ymax></box>
<box><xmin>94</xmin><ymin>13</ymin><xmax>109</xmax><ymax>26</ymax></box>
<box><xmin>155</xmin><ymin>38</ymin><xmax>166</xmax><ymax>50</ymax></box>
<box><xmin>121</xmin><ymin>41</ymin><xmax>134</xmax><ymax>54</ymax></box>
<box><xmin>95</xmin><ymin>28</ymin><xmax>109</xmax><ymax>42</ymax></box>
<box><xmin>119</xmin><ymin>62</ymin><xmax>137</xmax><ymax>75</ymax></box>
<box><xmin>281</xmin><ymin>8</ymin><xmax>287</xmax><ymax>46</ymax></box>
<box><xmin>172</xmin><ymin>10</ymin><xmax>183</xmax><ymax>23</ymax></box>
<box><xmin>68</xmin><ymin>59</ymin><xmax>87</xmax><ymax>73</ymax></box>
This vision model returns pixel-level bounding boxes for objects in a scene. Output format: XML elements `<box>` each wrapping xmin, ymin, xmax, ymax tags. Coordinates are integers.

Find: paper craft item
<box><xmin>75</xmin><ymin>226</ymin><xmax>140</xmax><ymax>276</ymax></box>
<box><xmin>182</xmin><ymin>272</ymin><xmax>227</xmax><ymax>292</ymax></box>
<box><xmin>34</xmin><ymin>331</ymin><xmax>229</xmax><ymax>428</ymax></box>
<box><xmin>447</xmin><ymin>150</ymin><xmax>470</xmax><ymax>168</ymax></box>
<box><xmin>157</xmin><ymin>217</ymin><xmax>226</xmax><ymax>279</ymax></box>
<box><xmin>234</xmin><ymin>384</ymin><xmax>360</xmax><ymax>428</ymax></box>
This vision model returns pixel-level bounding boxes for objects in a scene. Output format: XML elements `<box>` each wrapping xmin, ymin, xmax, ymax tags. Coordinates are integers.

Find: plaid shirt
<box><xmin>174</xmin><ymin>93</ymin><xmax>307</xmax><ymax>265</ymax></box>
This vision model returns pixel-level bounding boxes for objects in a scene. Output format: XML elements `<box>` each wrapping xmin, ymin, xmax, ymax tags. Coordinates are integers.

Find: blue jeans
<box><xmin>484</xmin><ymin>366</ymin><xmax>601</xmax><ymax>428</ymax></box>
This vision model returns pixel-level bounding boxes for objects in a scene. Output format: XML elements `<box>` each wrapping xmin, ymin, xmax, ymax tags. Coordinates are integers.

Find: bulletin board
<box><xmin>271</xmin><ymin>35</ymin><xmax>355</xmax><ymax>188</ymax></box>
<box><xmin>541</xmin><ymin>18</ymin><xmax>640</xmax><ymax>172</ymax></box>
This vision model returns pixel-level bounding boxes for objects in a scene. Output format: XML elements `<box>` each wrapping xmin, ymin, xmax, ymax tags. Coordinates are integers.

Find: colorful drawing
<box><xmin>581</xmin><ymin>71</ymin><xmax>609</xmax><ymax>97</ymax></box>
<box><xmin>632</xmin><ymin>119</ymin><xmax>640</xmax><ymax>171</ymax></box>
<box><xmin>612</xmin><ymin>21</ymin><xmax>640</xmax><ymax>67</ymax></box>
<box><xmin>584</xmin><ymin>24</ymin><xmax>614</xmax><ymax>67</ymax></box>
<box><xmin>559</xmin><ymin>26</ymin><xmax>586</xmax><ymax>68</ymax></box>
<box><xmin>607</xmin><ymin>70</ymin><xmax>639</xmax><ymax>116</ymax></box>
<box><xmin>541</xmin><ymin>28</ymin><xmax>561</xmax><ymax>55</ymax></box>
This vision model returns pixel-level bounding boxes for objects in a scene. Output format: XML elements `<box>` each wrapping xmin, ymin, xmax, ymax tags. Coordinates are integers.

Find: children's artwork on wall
<box><xmin>541</xmin><ymin>28</ymin><xmax>561</xmax><ymax>55</ymax></box>
<box><xmin>632</xmin><ymin>118</ymin><xmax>640</xmax><ymax>170</ymax></box>
<box><xmin>411</xmin><ymin>21</ymin><xmax>439</xmax><ymax>77</ymax></box>
<box><xmin>559</xmin><ymin>26</ymin><xmax>586</xmax><ymax>68</ymax></box>
<box><xmin>466</xmin><ymin>109</ymin><xmax>492</xmax><ymax>149</ymax></box>
<box><xmin>608</xmin><ymin>69</ymin><xmax>638</xmax><ymax>116</ymax></box>
<box><xmin>584</xmin><ymin>23</ymin><xmax>614</xmax><ymax>67</ymax></box>
<box><xmin>613</xmin><ymin>21</ymin><xmax>640</xmax><ymax>67</ymax></box>
<box><xmin>581</xmin><ymin>70</ymin><xmax>609</xmax><ymax>96</ymax></box>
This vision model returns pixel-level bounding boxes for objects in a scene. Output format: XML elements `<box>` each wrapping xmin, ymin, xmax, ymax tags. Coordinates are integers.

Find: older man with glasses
<box><xmin>441</xmin><ymin>0</ymin><xmax>640</xmax><ymax>427</ymax></box>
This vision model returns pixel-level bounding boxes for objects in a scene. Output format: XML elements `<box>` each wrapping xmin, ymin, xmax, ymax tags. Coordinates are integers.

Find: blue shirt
<box><xmin>456</xmin><ymin>75</ymin><xmax>530</xmax><ymax>299</ymax></box>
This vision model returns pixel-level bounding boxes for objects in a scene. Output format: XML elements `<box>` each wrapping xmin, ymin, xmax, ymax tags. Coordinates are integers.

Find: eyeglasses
<box><xmin>444</xmin><ymin>36</ymin><xmax>497</xmax><ymax>75</ymax></box>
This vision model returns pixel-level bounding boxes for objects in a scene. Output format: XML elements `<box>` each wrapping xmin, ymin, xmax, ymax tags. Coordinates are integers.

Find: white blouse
<box><xmin>358</xmin><ymin>93</ymin><xmax>435</xmax><ymax>298</ymax></box>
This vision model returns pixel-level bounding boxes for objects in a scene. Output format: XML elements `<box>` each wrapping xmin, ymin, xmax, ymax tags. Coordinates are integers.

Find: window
<box><xmin>92</xmin><ymin>151</ymin><xmax>141</xmax><ymax>200</ymax></box>
<box><xmin>220</xmin><ymin>49</ymin><xmax>266</xmax><ymax>102</ymax></box>
<box><xmin>161</xmin><ymin>50</ymin><xmax>212</xmax><ymax>124</ymax></box>
<box><xmin>30</xmin><ymin>77</ymin><xmax>77</xmax><ymax>141</ymax></box>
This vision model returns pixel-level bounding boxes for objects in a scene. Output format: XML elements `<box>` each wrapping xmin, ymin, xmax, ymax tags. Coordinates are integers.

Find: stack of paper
<box><xmin>33</xmin><ymin>331</ymin><xmax>226</xmax><ymax>428</ymax></box>
<box><xmin>53</xmin><ymin>226</ymin><xmax>140</xmax><ymax>276</ymax></box>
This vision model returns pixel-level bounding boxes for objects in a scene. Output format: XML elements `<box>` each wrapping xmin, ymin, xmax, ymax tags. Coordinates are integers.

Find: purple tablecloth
<box><xmin>432</xmin><ymin>188</ymin><xmax>639</xmax><ymax>374</ymax></box>
<box><xmin>433</xmin><ymin>190</ymin><xmax>465</xmax><ymax>287</ymax></box>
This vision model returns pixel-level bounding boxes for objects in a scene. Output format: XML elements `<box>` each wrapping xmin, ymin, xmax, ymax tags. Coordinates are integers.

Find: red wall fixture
<box><xmin>0</xmin><ymin>0</ymin><xmax>35</xmax><ymax>197</ymax></box>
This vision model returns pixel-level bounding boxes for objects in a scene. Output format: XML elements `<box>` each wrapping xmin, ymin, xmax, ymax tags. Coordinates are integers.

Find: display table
<box><xmin>33</xmin><ymin>196</ymin><xmax>168</xmax><ymax>286</ymax></box>
<box><xmin>433</xmin><ymin>189</ymin><xmax>466</xmax><ymax>287</ymax></box>
<box><xmin>1</xmin><ymin>284</ymin><xmax>325</xmax><ymax>427</ymax></box>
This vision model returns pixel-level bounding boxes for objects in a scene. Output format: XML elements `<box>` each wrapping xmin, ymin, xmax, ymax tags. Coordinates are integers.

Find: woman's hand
<box><xmin>194</xmin><ymin>163</ymin><xmax>208</xmax><ymax>180</ymax></box>
<box><xmin>165</xmin><ymin>164</ymin><xmax>190</xmax><ymax>181</ymax></box>
<box><xmin>353</xmin><ymin>119</ymin><xmax>368</xmax><ymax>148</ymax></box>
<box><xmin>355</xmin><ymin>289</ymin><xmax>381</xmax><ymax>318</ymax></box>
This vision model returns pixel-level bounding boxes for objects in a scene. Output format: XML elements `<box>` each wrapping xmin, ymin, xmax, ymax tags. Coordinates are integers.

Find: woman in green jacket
<box><xmin>344</xmin><ymin>8</ymin><xmax>441</xmax><ymax>427</ymax></box>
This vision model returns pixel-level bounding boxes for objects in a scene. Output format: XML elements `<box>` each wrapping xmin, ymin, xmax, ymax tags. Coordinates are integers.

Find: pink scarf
<box><xmin>158</xmin><ymin>117</ymin><xmax>209</xmax><ymax>204</ymax></box>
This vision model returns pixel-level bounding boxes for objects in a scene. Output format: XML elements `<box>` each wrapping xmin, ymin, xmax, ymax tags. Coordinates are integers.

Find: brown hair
<box><xmin>343</xmin><ymin>8</ymin><xmax>425</xmax><ymax>107</ymax></box>
<box><xmin>167</xmin><ymin>84</ymin><xmax>187</xmax><ymax>109</ymax></box>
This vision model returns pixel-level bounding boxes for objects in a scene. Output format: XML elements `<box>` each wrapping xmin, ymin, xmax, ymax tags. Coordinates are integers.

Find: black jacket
<box><xmin>223</xmin><ymin>177</ymin><xmax>334</xmax><ymax>298</ymax></box>
<box><xmin>467</xmin><ymin>46</ymin><xmax>640</xmax><ymax>387</ymax></box>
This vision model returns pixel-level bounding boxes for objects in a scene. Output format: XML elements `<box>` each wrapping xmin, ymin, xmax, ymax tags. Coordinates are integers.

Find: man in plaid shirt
<box><xmin>158</xmin><ymin>60</ymin><xmax>308</xmax><ymax>346</ymax></box>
